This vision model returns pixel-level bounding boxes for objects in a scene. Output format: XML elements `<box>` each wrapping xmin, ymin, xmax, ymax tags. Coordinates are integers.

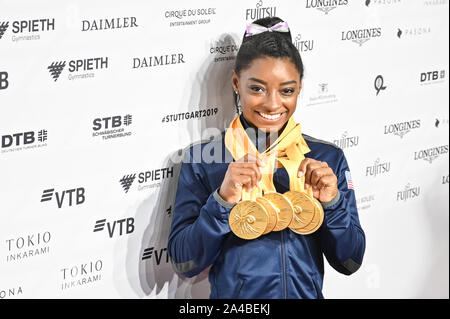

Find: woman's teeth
<box><xmin>258</xmin><ymin>112</ymin><xmax>282</xmax><ymax>120</ymax></box>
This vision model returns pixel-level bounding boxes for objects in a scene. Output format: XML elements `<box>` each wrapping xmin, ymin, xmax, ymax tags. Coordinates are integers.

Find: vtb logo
<box><xmin>0</xmin><ymin>71</ymin><xmax>8</xmax><ymax>90</ymax></box>
<box><xmin>142</xmin><ymin>247</ymin><xmax>170</xmax><ymax>265</ymax></box>
<box><xmin>41</xmin><ymin>187</ymin><xmax>85</xmax><ymax>208</ymax></box>
<box><xmin>93</xmin><ymin>218</ymin><xmax>135</xmax><ymax>237</ymax></box>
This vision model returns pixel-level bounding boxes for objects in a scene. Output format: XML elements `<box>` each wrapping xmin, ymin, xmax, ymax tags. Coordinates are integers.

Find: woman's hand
<box><xmin>298</xmin><ymin>158</ymin><xmax>338</xmax><ymax>203</ymax></box>
<box><xmin>218</xmin><ymin>153</ymin><xmax>264</xmax><ymax>204</ymax></box>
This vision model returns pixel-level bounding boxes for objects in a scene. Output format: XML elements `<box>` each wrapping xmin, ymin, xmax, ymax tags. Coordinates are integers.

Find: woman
<box><xmin>168</xmin><ymin>17</ymin><xmax>365</xmax><ymax>299</ymax></box>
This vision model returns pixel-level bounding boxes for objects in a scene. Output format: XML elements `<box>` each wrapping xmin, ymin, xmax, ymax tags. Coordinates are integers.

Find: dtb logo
<box><xmin>0</xmin><ymin>71</ymin><xmax>8</xmax><ymax>90</ymax></box>
<box><xmin>93</xmin><ymin>218</ymin><xmax>135</xmax><ymax>237</ymax></box>
<box><xmin>420</xmin><ymin>70</ymin><xmax>445</xmax><ymax>84</ymax></box>
<box><xmin>41</xmin><ymin>188</ymin><xmax>85</xmax><ymax>208</ymax></box>
<box><xmin>1</xmin><ymin>130</ymin><xmax>47</xmax><ymax>148</ymax></box>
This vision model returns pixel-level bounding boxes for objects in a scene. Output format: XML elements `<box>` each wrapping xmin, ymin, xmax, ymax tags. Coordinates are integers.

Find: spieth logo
<box><xmin>384</xmin><ymin>119</ymin><xmax>421</xmax><ymax>138</ymax></box>
<box><xmin>396</xmin><ymin>183</ymin><xmax>420</xmax><ymax>202</ymax></box>
<box><xmin>48</xmin><ymin>57</ymin><xmax>108</xmax><ymax>81</ymax></box>
<box><xmin>333</xmin><ymin>131</ymin><xmax>359</xmax><ymax>149</ymax></box>
<box><xmin>142</xmin><ymin>247</ymin><xmax>170</xmax><ymax>265</ymax></box>
<box><xmin>119</xmin><ymin>167</ymin><xmax>175</xmax><ymax>193</ymax></box>
<box><xmin>341</xmin><ymin>27</ymin><xmax>382</xmax><ymax>46</ymax></box>
<box><xmin>246</xmin><ymin>0</ymin><xmax>277</xmax><ymax>20</ymax></box>
<box><xmin>119</xmin><ymin>174</ymin><xmax>136</xmax><ymax>193</ymax></box>
<box><xmin>306</xmin><ymin>0</ymin><xmax>348</xmax><ymax>14</ymax></box>
<box><xmin>93</xmin><ymin>218</ymin><xmax>135</xmax><ymax>237</ymax></box>
<box><xmin>1</xmin><ymin>129</ymin><xmax>48</xmax><ymax>154</ymax></box>
<box><xmin>414</xmin><ymin>145</ymin><xmax>449</xmax><ymax>163</ymax></box>
<box><xmin>0</xmin><ymin>18</ymin><xmax>55</xmax><ymax>42</ymax></box>
<box><xmin>5</xmin><ymin>231</ymin><xmax>51</xmax><ymax>263</ymax></box>
<box><xmin>40</xmin><ymin>187</ymin><xmax>85</xmax><ymax>208</ymax></box>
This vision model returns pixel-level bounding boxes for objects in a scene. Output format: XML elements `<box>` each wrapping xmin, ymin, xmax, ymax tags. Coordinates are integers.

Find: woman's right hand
<box><xmin>218</xmin><ymin>153</ymin><xmax>265</xmax><ymax>204</ymax></box>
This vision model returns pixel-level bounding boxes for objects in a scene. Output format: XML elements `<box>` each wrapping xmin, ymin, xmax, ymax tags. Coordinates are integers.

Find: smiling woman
<box><xmin>168</xmin><ymin>16</ymin><xmax>366</xmax><ymax>299</ymax></box>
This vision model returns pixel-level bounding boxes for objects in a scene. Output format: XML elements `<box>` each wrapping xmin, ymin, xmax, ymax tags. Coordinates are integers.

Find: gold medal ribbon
<box><xmin>224</xmin><ymin>116</ymin><xmax>314</xmax><ymax>199</ymax></box>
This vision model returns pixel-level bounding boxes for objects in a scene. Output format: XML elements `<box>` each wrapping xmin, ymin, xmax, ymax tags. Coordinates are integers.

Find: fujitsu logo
<box><xmin>48</xmin><ymin>61</ymin><xmax>66</xmax><ymax>81</ymax></box>
<box><xmin>93</xmin><ymin>218</ymin><xmax>135</xmax><ymax>237</ymax></box>
<box><xmin>246</xmin><ymin>0</ymin><xmax>277</xmax><ymax>20</ymax></box>
<box><xmin>0</xmin><ymin>21</ymin><xmax>8</xmax><ymax>39</ymax></box>
<box><xmin>40</xmin><ymin>187</ymin><xmax>85</xmax><ymax>208</ymax></box>
<box><xmin>141</xmin><ymin>247</ymin><xmax>170</xmax><ymax>265</ymax></box>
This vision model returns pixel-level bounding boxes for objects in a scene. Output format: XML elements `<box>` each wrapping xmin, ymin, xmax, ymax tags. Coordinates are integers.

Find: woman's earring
<box><xmin>236</xmin><ymin>94</ymin><xmax>242</xmax><ymax>114</ymax></box>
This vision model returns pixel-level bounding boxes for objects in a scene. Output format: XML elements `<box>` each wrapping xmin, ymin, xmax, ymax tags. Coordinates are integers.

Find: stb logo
<box><xmin>120</xmin><ymin>174</ymin><xmax>136</xmax><ymax>193</ymax></box>
<box><xmin>0</xmin><ymin>21</ymin><xmax>9</xmax><ymax>39</ymax></box>
<box><xmin>48</xmin><ymin>61</ymin><xmax>66</xmax><ymax>81</ymax></box>
<box><xmin>0</xmin><ymin>71</ymin><xmax>8</xmax><ymax>90</ymax></box>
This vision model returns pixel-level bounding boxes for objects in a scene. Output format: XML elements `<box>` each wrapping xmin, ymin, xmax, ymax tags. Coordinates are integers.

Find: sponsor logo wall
<box><xmin>0</xmin><ymin>0</ymin><xmax>448</xmax><ymax>299</ymax></box>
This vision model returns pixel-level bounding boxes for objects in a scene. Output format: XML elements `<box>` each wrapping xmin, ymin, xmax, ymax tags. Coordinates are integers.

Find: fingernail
<box><xmin>305</xmin><ymin>183</ymin><xmax>310</xmax><ymax>189</ymax></box>
<box><xmin>298</xmin><ymin>171</ymin><xmax>304</xmax><ymax>178</ymax></box>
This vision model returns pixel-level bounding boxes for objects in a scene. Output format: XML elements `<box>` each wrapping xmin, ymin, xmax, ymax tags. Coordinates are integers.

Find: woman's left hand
<box><xmin>297</xmin><ymin>158</ymin><xmax>338</xmax><ymax>203</ymax></box>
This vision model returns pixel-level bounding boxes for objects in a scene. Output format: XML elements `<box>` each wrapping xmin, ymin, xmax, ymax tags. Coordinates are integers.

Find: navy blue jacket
<box><xmin>168</xmin><ymin>115</ymin><xmax>366</xmax><ymax>299</ymax></box>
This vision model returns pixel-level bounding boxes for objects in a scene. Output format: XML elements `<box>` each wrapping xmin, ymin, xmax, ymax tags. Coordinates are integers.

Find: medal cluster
<box><xmin>228</xmin><ymin>190</ymin><xmax>324</xmax><ymax>240</ymax></box>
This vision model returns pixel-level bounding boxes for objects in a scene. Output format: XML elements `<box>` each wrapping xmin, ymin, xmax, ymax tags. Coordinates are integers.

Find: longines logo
<box><xmin>4</xmin><ymin>231</ymin><xmax>51</xmax><ymax>262</ymax></box>
<box><xmin>333</xmin><ymin>131</ymin><xmax>359</xmax><ymax>149</ymax></box>
<box><xmin>132</xmin><ymin>53</ymin><xmax>185</xmax><ymax>69</ymax></box>
<box><xmin>397</xmin><ymin>26</ymin><xmax>431</xmax><ymax>38</ymax></box>
<box><xmin>0</xmin><ymin>71</ymin><xmax>8</xmax><ymax>90</ymax></box>
<box><xmin>356</xmin><ymin>194</ymin><xmax>375</xmax><ymax>211</ymax></box>
<box><xmin>365</xmin><ymin>158</ymin><xmax>391</xmax><ymax>178</ymax></box>
<box><xmin>306</xmin><ymin>0</ymin><xmax>348</xmax><ymax>14</ymax></box>
<box><xmin>81</xmin><ymin>17</ymin><xmax>138</xmax><ymax>31</ymax></box>
<box><xmin>341</xmin><ymin>27</ymin><xmax>382</xmax><ymax>46</ymax></box>
<box><xmin>60</xmin><ymin>260</ymin><xmax>103</xmax><ymax>291</ymax></box>
<box><xmin>142</xmin><ymin>246</ymin><xmax>170</xmax><ymax>265</ymax></box>
<box><xmin>120</xmin><ymin>167</ymin><xmax>175</xmax><ymax>193</ymax></box>
<box><xmin>0</xmin><ymin>18</ymin><xmax>54</xmax><ymax>42</ymax></box>
<box><xmin>0</xmin><ymin>286</ymin><xmax>23</xmax><ymax>299</ymax></box>
<box><xmin>92</xmin><ymin>114</ymin><xmax>132</xmax><ymax>141</ymax></box>
<box><xmin>40</xmin><ymin>187</ymin><xmax>85</xmax><ymax>208</ymax></box>
<box><xmin>164</xmin><ymin>7</ymin><xmax>216</xmax><ymax>27</ymax></box>
<box><xmin>306</xmin><ymin>83</ymin><xmax>338</xmax><ymax>106</ymax></box>
<box><xmin>161</xmin><ymin>107</ymin><xmax>218</xmax><ymax>123</ymax></box>
<box><xmin>48</xmin><ymin>57</ymin><xmax>108</xmax><ymax>81</ymax></box>
<box><xmin>384</xmin><ymin>119</ymin><xmax>421</xmax><ymax>138</ymax></box>
<box><xmin>1</xmin><ymin>129</ymin><xmax>48</xmax><ymax>154</ymax></box>
<box><xmin>294</xmin><ymin>34</ymin><xmax>314</xmax><ymax>52</ymax></box>
<box><xmin>246</xmin><ymin>0</ymin><xmax>277</xmax><ymax>20</ymax></box>
<box><xmin>420</xmin><ymin>70</ymin><xmax>445</xmax><ymax>85</ymax></box>
<box><xmin>93</xmin><ymin>218</ymin><xmax>135</xmax><ymax>237</ymax></box>
<box><xmin>414</xmin><ymin>144</ymin><xmax>448</xmax><ymax>163</ymax></box>
<box><xmin>210</xmin><ymin>39</ymin><xmax>239</xmax><ymax>63</ymax></box>
<box><xmin>396</xmin><ymin>183</ymin><xmax>420</xmax><ymax>202</ymax></box>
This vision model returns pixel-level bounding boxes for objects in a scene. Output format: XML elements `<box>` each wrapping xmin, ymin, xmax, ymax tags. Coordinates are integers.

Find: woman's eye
<box><xmin>250</xmin><ymin>86</ymin><xmax>264</xmax><ymax>92</ymax></box>
<box><xmin>282</xmin><ymin>88</ymin><xmax>295</xmax><ymax>94</ymax></box>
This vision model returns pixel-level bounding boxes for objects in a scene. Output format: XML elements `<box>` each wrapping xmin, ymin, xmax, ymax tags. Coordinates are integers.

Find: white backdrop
<box><xmin>0</xmin><ymin>0</ymin><xmax>448</xmax><ymax>299</ymax></box>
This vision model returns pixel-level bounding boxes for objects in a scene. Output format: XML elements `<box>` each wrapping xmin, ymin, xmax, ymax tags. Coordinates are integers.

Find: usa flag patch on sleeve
<box><xmin>345</xmin><ymin>170</ymin><xmax>354</xmax><ymax>190</ymax></box>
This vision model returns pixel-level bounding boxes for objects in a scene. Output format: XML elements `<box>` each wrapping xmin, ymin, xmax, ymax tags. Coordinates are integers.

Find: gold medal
<box><xmin>263</xmin><ymin>192</ymin><xmax>293</xmax><ymax>231</ymax></box>
<box><xmin>290</xmin><ymin>194</ymin><xmax>324</xmax><ymax>235</ymax></box>
<box><xmin>256</xmin><ymin>197</ymin><xmax>278</xmax><ymax>234</ymax></box>
<box><xmin>229</xmin><ymin>200</ymin><xmax>268</xmax><ymax>240</ymax></box>
<box><xmin>284</xmin><ymin>190</ymin><xmax>316</xmax><ymax>230</ymax></box>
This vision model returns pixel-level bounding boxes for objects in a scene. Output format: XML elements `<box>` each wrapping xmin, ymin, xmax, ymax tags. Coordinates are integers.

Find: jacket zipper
<box><xmin>281</xmin><ymin>230</ymin><xmax>287</xmax><ymax>298</ymax></box>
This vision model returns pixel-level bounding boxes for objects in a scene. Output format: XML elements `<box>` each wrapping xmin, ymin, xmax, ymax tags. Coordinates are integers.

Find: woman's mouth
<box><xmin>256</xmin><ymin>111</ymin><xmax>284</xmax><ymax>121</ymax></box>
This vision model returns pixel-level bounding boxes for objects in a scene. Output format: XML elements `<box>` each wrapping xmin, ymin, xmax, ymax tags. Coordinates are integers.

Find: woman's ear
<box><xmin>232</xmin><ymin>71</ymin><xmax>239</xmax><ymax>93</ymax></box>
